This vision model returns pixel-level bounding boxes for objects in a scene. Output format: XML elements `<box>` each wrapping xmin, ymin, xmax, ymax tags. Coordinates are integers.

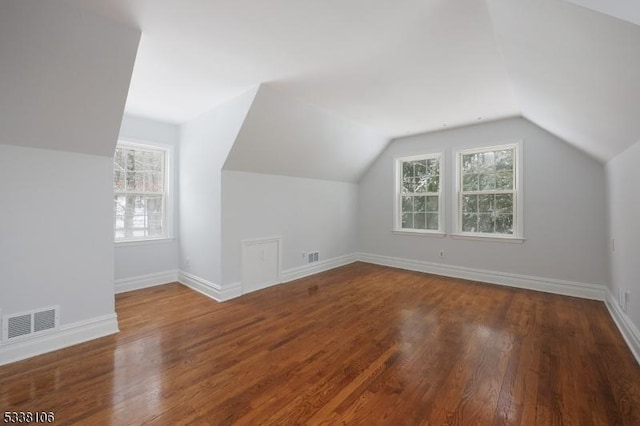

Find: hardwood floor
<box><xmin>1</xmin><ymin>262</ymin><xmax>639</xmax><ymax>425</ymax></box>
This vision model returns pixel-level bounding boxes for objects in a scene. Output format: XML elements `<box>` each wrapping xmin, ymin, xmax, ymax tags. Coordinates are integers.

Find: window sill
<box><xmin>115</xmin><ymin>237</ymin><xmax>175</xmax><ymax>247</ymax></box>
<box><xmin>450</xmin><ymin>234</ymin><xmax>524</xmax><ymax>244</ymax></box>
<box><xmin>393</xmin><ymin>230</ymin><xmax>446</xmax><ymax>238</ymax></box>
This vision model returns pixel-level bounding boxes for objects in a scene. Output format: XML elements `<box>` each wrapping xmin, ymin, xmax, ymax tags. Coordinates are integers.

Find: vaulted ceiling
<box><xmin>57</xmin><ymin>0</ymin><xmax>640</xmax><ymax>162</ymax></box>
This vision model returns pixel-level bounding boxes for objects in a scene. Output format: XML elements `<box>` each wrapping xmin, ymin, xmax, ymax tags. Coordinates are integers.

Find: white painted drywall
<box><xmin>358</xmin><ymin>117</ymin><xmax>608</xmax><ymax>286</ymax></box>
<box><xmin>0</xmin><ymin>145</ymin><xmax>115</xmax><ymax>324</ymax></box>
<box><xmin>0</xmin><ymin>0</ymin><xmax>140</xmax><ymax>157</ymax></box>
<box><xmin>179</xmin><ymin>88</ymin><xmax>258</xmax><ymax>285</ymax></box>
<box><xmin>223</xmin><ymin>85</ymin><xmax>388</xmax><ymax>182</ymax></box>
<box><xmin>221</xmin><ymin>171</ymin><xmax>358</xmax><ymax>286</ymax></box>
<box><xmin>0</xmin><ymin>2</ymin><xmax>138</xmax><ymax>360</ymax></box>
<box><xmin>115</xmin><ymin>115</ymin><xmax>180</xmax><ymax>281</ymax></box>
<box><xmin>606</xmin><ymin>139</ymin><xmax>640</xmax><ymax>330</ymax></box>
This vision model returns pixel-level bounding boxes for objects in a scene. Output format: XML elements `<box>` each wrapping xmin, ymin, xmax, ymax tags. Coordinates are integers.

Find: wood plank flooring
<box><xmin>1</xmin><ymin>262</ymin><xmax>639</xmax><ymax>425</ymax></box>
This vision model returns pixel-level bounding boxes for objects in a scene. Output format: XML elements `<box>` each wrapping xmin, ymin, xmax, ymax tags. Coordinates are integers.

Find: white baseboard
<box><xmin>177</xmin><ymin>271</ymin><xmax>241</xmax><ymax>302</ymax></box>
<box><xmin>219</xmin><ymin>282</ymin><xmax>242</xmax><ymax>301</ymax></box>
<box><xmin>605</xmin><ymin>290</ymin><xmax>640</xmax><ymax>366</ymax></box>
<box><xmin>0</xmin><ymin>313</ymin><xmax>119</xmax><ymax>366</ymax></box>
<box><xmin>356</xmin><ymin>252</ymin><xmax>607</xmax><ymax>301</ymax></box>
<box><xmin>115</xmin><ymin>270</ymin><xmax>179</xmax><ymax>294</ymax></box>
<box><xmin>281</xmin><ymin>253</ymin><xmax>358</xmax><ymax>284</ymax></box>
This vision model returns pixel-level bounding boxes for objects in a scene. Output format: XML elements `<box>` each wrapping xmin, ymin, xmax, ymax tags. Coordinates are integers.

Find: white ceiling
<box><xmin>63</xmin><ymin>0</ymin><xmax>640</xmax><ymax>161</ymax></box>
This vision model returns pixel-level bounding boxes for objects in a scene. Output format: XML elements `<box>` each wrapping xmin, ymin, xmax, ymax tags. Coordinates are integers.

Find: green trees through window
<box><xmin>397</xmin><ymin>154</ymin><xmax>442</xmax><ymax>232</ymax></box>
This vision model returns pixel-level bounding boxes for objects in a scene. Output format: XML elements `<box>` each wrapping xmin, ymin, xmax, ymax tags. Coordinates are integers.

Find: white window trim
<box><xmin>452</xmin><ymin>141</ymin><xmax>524</xmax><ymax>241</ymax></box>
<box><xmin>114</xmin><ymin>138</ymin><xmax>175</xmax><ymax>245</ymax></box>
<box><xmin>393</xmin><ymin>152</ymin><xmax>445</xmax><ymax>236</ymax></box>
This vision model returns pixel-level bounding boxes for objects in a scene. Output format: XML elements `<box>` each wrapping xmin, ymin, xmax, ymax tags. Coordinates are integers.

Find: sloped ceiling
<box><xmin>223</xmin><ymin>84</ymin><xmax>388</xmax><ymax>182</ymax></box>
<box><xmin>564</xmin><ymin>0</ymin><xmax>640</xmax><ymax>26</ymax></box>
<box><xmin>54</xmin><ymin>0</ymin><xmax>640</xmax><ymax>164</ymax></box>
<box><xmin>487</xmin><ymin>0</ymin><xmax>640</xmax><ymax>161</ymax></box>
<box><xmin>0</xmin><ymin>1</ymin><xmax>140</xmax><ymax>157</ymax></box>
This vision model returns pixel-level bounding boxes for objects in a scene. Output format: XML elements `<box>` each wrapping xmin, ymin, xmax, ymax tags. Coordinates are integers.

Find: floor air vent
<box><xmin>2</xmin><ymin>306</ymin><xmax>59</xmax><ymax>342</ymax></box>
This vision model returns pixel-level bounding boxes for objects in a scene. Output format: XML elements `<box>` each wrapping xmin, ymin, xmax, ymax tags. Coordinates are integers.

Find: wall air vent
<box><xmin>2</xmin><ymin>306</ymin><xmax>59</xmax><ymax>342</ymax></box>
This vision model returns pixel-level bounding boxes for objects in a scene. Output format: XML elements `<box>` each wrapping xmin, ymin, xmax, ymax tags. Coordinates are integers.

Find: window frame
<box><xmin>452</xmin><ymin>141</ymin><xmax>524</xmax><ymax>242</ymax></box>
<box><xmin>393</xmin><ymin>152</ymin><xmax>445</xmax><ymax>236</ymax></box>
<box><xmin>113</xmin><ymin>139</ymin><xmax>175</xmax><ymax>244</ymax></box>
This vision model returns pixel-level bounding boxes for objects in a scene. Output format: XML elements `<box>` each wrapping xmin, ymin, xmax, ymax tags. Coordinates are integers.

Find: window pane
<box><xmin>426</xmin><ymin>213</ymin><xmax>439</xmax><ymax>230</ymax></box>
<box><xmin>402</xmin><ymin>196</ymin><xmax>413</xmax><ymax>213</ymax></box>
<box><xmin>478</xmin><ymin>214</ymin><xmax>494</xmax><ymax>233</ymax></box>
<box><xmin>495</xmin><ymin>149</ymin><xmax>513</xmax><ymax>171</ymax></box>
<box><xmin>427</xmin><ymin>175</ymin><xmax>439</xmax><ymax>192</ymax></box>
<box><xmin>114</xmin><ymin>148</ymin><xmax>125</xmax><ymax>171</ymax></box>
<box><xmin>462</xmin><ymin>194</ymin><xmax>477</xmax><ymax>213</ymax></box>
<box><xmin>114</xmin><ymin>170</ymin><xmax>125</xmax><ymax>192</ymax></box>
<box><xmin>463</xmin><ymin>174</ymin><xmax>479</xmax><ymax>191</ymax></box>
<box><xmin>414</xmin><ymin>196</ymin><xmax>426</xmax><ymax>213</ymax></box>
<box><xmin>414</xmin><ymin>160</ymin><xmax>426</xmax><ymax>176</ymax></box>
<box><xmin>402</xmin><ymin>212</ymin><xmax>414</xmax><ymax>228</ymax></box>
<box><xmin>496</xmin><ymin>171</ymin><xmax>513</xmax><ymax>190</ymax></box>
<box><xmin>134</xmin><ymin>149</ymin><xmax>147</xmax><ymax>171</ymax></box>
<box><xmin>427</xmin><ymin>158</ymin><xmax>440</xmax><ymax>176</ymax></box>
<box><xmin>462</xmin><ymin>213</ymin><xmax>477</xmax><ymax>232</ymax></box>
<box><xmin>146</xmin><ymin>171</ymin><xmax>164</xmax><ymax>192</ymax></box>
<box><xmin>402</xmin><ymin>179</ymin><xmax>414</xmax><ymax>193</ymax></box>
<box><xmin>402</xmin><ymin>161</ymin><xmax>413</xmax><ymax>179</ymax></box>
<box><xmin>125</xmin><ymin>170</ymin><xmax>135</xmax><ymax>191</ymax></box>
<box><xmin>479</xmin><ymin>174</ymin><xmax>496</xmax><ymax>190</ymax></box>
<box><xmin>478</xmin><ymin>151</ymin><xmax>495</xmax><ymax>174</ymax></box>
<box><xmin>462</xmin><ymin>153</ymin><xmax>478</xmax><ymax>173</ymax></box>
<box><xmin>495</xmin><ymin>215</ymin><xmax>514</xmax><ymax>234</ymax></box>
<box><xmin>478</xmin><ymin>194</ymin><xmax>494</xmax><ymax>213</ymax></box>
<box><xmin>414</xmin><ymin>213</ymin><xmax>426</xmax><ymax>229</ymax></box>
<box><xmin>414</xmin><ymin>176</ymin><xmax>427</xmax><ymax>193</ymax></box>
<box><xmin>426</xmin><ymin>196</ymin><xmax>438</xmax><ymax>212</ymax></box>
<box><xmin>146</xmin><ymin>195</ymin><xmax>163</xmax><ymax>214</ymax></box>
<box><xmin>126</xmin><ymin>149</ymin><xmax>136</xmax><ymax>171</ymax></box>
<box><xmin>495</xmin><ymin>194</ymin><xmax>513</xmax><ymax>214</ymax></box>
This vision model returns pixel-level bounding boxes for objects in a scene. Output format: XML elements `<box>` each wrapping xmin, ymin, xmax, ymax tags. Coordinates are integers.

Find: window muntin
<box><xmin>113</xmin><ymin>143</ymin><xmax>168</xmax><ymax>241</ymax></box>
<box><xmin>456</xmin><ymin>144</ymin><xmax>520</xmax><ymax>237</ymax></box>
<box><xmin>395</xmin><ymin>154</ymin><xmax>443</xmax><ymax>233</ymax></box>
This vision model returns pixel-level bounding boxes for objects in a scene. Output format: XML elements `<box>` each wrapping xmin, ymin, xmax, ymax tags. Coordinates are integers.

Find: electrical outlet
<box><xmin>439</xmin><ymin>250</ymin><xmax>445</xmax><ymax>258</ymax></box>
<box><xmin>313</xmin><ymin>252</ymin><xmax>319</xmax><ymax>262</ymax></box>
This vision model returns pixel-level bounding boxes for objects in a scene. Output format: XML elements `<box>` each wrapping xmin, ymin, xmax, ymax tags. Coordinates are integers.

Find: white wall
<box><xmin>607</xmin><ymin>139</ymin><xmax>640</xmax><ymax>330</ymax></box>
<box><xmin>0</xmin><ymin>145</ymin><xmax>115</xmax><ymax>325</ymax></box>
<box><xmin>0</xmin><ymin>1</ymin><xmax>139</xmax><ymax>364</ymax></box>
<box><xmin>221</xmin><ymin>171</ymin><xmax>358</xmax><ymax>286</ymax></box>
<box><xmin>115</xmin><ymin>115</ymin><xmax>180</xmax><ymax>281</ymax></box>
<box><xmin>358</xmin><ymin>117</ymin><xmax>608</xmax><ymax>286</ymax></box>
<box><xmin>179</xmin><ymin>89</ymin><xmax>257</xmax><ymax>285</ymax></box>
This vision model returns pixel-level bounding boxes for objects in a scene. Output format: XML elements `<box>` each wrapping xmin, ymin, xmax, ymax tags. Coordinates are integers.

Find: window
<box><xmin>113</xmin><ymin>142</ymin><xmax>170</xmax><ymax>242</ymax></box>
<box><xmin>454</xmin><ymin>142</ymin><xmax>522</xmax><ymax>239</ymax></box>
<box><xmin>395</xmin><ymin>153</ymin><xmax>443</xmax><ymax>234</ymax></box>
